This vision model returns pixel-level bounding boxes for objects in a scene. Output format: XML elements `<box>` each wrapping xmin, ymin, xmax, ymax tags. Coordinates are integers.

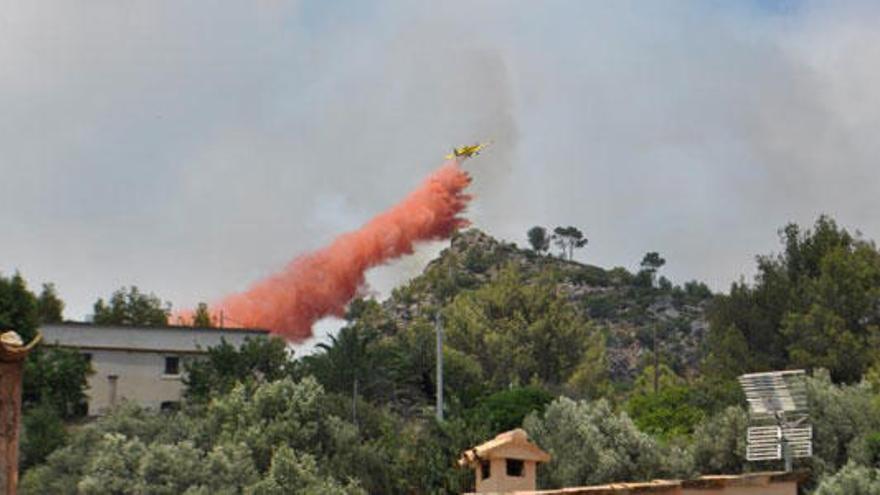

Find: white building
<box><xmin>40</xmin><ymin>322</ymin><xmax>270</xmax><ymax>416</ymax></box>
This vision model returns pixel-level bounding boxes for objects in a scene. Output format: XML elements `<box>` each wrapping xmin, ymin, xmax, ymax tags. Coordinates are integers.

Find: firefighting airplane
<box><xmin>445</xmin><ymin>142</ymin><xmax>491</xmax><ymax>160</ymax></box>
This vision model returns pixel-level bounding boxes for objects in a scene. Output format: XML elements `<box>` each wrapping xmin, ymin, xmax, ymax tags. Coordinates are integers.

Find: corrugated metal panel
<box><xmin>746</xmin><ymin>425</ymin><xmax>812</xmax><ymax>461</ymax></box>
<box><xmin>738</xmin><ymin>370</ymin><xmax>808</xmax><ymax>415</ymax></box>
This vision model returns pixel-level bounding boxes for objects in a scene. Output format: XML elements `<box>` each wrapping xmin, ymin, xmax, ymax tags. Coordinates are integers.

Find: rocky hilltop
<box><xmin>378</xmin><ymin>228</ymin><xmax>712</xmax><ymax>382</ymax></box>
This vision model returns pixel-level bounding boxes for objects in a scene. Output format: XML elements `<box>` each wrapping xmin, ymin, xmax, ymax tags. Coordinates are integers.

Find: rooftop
<box><xmin>478</xmin><ymin>471</ymin><xmax>808</xmax><ymax>495</ymax></box>
<box><xmin>46</xmin><ymin>320</ymin><xmax>269</xmax><ymax>334</ymax></box>
<box><xmin>459</xmin><ymin>428</ymin><xmax>551</xmax><ymax>467</ymax></box>
<box><xmin>39</xmin><ymin>322</ymin><xmax>271</xmax><ymax>354</ymax></box>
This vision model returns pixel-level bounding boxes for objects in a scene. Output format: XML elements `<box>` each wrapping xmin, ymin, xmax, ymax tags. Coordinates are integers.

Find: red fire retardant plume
<box><xmin>217</xmin><ymin>160</ymin><xmax>472</xmax><ymax>341</ymax></box>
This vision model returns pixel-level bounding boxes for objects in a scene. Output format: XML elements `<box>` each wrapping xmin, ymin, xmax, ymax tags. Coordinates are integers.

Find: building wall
<box><xmin>39</xmin><ymin>323</ymin><xmax>271</xmax><ymax>415</ymax></box>
<box><xmin>474</xmin><ymin>458</ymin><xmax>537</xmax><ymax>493</ymax></box>
<box><xmin>84</xmin><ymin>349</ymin><xmax>191</xmax><ymax>416</ymax></box>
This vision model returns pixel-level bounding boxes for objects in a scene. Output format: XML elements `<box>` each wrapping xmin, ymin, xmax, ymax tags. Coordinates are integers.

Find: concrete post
<box><xmin>0</xmin><ymin>331</ymin><xmax>41</xmax><ymax>495</ymax></box>
<box><xmin>435</xmin><ymin>315</ymin><xmax>443</xmax><ymax>422</ymax></box>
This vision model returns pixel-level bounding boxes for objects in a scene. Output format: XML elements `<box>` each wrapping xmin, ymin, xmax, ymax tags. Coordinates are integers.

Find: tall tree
<box><xmin>445</xmin><ymin>264</ymin><xmax>599</xmax><ymax>387</ymax></box>
<box><xmin>527</xmin><ymin>226</ymin><xmax>551</xmax><ymax>255</ymax></box>
<box><xmin>93</xmin><ymin>286</ymin><xmax>170</xmax><ymax>326</ymax></box>
<box><xmin>312</xmin><ymin>326</ymin><xmax>377</xmax><ymax>425</ymax></box>
<box><xmin>191</xmin><ymin>302</ymin><xmax>214</xmax><ymax>327</ymax></box>
<box><xmin>184</xmin><ymin>336</ymin><xmax>293</xmax><ymax>401</ymax></box>
<box><xmin>524</xmin><ymin>397</ymin><xmax>672</xmax><ymax>488</ymax></box>
<box><xmin>0</xmin><ymin>272</ymin><xmax>39</xmax><ymax>342</ymax></box>
<box><xmin>36</xmin><ymin>283</ymin><xmax>64</xmax><ymax>324</ymax></box>
<box><xmin>639</xmin><ymin>252</ymin><xmax>666</xmax><ymax>287</ymax></box>
<box><xmin>552</xmin><ymin>226</ymin><xmax>588</xmax><ymax>261</ymax></box>
<box><xmin>23</xmin><ymin>346</ymin><xmax>91</xmax><ymax>417</ymax></box>
<box><xmin>704</xmin><ymin>215</ymin><xmax>880</xmax><ymax>382</ymax></box>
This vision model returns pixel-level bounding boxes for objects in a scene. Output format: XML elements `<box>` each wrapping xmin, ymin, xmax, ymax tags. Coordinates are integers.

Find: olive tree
<box><xmin>523</xmin><ymin>397</ymin><xmax>679</xmax><ymax>488</ymax></box>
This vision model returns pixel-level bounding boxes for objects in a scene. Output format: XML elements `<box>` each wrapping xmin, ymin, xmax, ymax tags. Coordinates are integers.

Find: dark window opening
<box><xmin>160</xmin><ymin>401</ymin><xmax>180</xmax><ymax>412</ymax></box>
<box><xmin>506</xmin><ymin>459</ymin><xmax>525</xmax><ymax>477</ymax></box>
<box><xmin>164</xmin><ymin>356</ymin><xmax>180</xmax><ymax>375</ymax></box>
<box><xmin>480</xmin><ymin>460</ymin><xmax>491</xmax><ymax>480</ymax></box>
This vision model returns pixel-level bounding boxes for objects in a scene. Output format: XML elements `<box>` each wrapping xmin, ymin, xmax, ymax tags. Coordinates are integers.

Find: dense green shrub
<box><xmin>814</xmin><ymin>463</ymin><xmax>880</xmax><ymax>495</ymax></box>
<box><xmin>475</xmin><ymin>386</ymin><xmax>554</xmax><ymax>434</ymax></box>
<box><xmin>523</xmin><ymin>397</ymin><xmax>683</xmax><ymax>488</ymax></box>
<box><xmin>626</xmin><ymin>385</ymin><xmax>705</xmax><ymax>440</ymax></box>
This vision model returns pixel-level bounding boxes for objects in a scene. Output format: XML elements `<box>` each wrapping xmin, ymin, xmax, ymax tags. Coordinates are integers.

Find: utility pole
<box><xmin>435</xmin><ymin>315</ymin><xmax>444</xmax><ymax>421</ymax></box>
<box><xmin>653</xmin><ymin>324</ymin><xmax>659</xmax><ymax>394</ymax></box>
<box><xmin>436</xmin><ymin>255</ymin><xmax>456</xmax><ymax>423</ymax></box>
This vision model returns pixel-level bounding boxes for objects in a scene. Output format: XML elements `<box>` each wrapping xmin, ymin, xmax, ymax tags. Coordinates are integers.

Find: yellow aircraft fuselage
<box><xmin>446</xmin><ymin>142</ymin><xmax>488</xmax><ymax>160</ymax></box>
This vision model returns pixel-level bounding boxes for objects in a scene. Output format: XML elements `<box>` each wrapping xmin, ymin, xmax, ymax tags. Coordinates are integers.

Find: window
<box><xmin>506</xmin><ymin>459</ymin><xmax>524</xmax><ymax>477</ymax></box>
<box><xmin>164</xmin><ymin>356</ymin><xmax>180</xmax><ymax>375</ymax></box>
<box><xmin>480</xmin><ymin>460</ymin><xmax>491</xmax><ymax>480</ymax></box>
<box><xmin>160</xmin><ymin>401</ymin><xmax>180</xmax><ymax>412</ymax></box>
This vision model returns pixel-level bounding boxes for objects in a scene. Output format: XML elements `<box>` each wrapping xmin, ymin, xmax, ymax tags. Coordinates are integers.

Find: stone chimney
<box><xmin>459</xmin><ymin>428</ymin><xmax>550</xmax><ymax>494</ymax></box>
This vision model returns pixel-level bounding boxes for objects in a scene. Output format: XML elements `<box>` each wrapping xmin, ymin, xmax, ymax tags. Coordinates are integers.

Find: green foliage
<box><xmin>75</xmin><ymin>435</ymin><xmax>265</xmax><ymax>495</ymax></box>
<box><xmin>309</xmin><ymin>325</ymin><xmax>378</xmax><ymax>397</ymax></box>
<box><xmin>626</xmin><ymin>385</ymin><xmax>705</xmax><ymax>440</ymax></box>
<box><xmin>566</xmin><ymin>265</ymin><xmax>611</xmax><ymax>287</ymax></box>
<box><xmin>638</xmin><ymin>252</ymin><xmax>666</xmax><ymax>287</ymax></box>
<box><xmin>445</xmin><ymin>265</ymin><xmax>600</xmax><ymax>388</ymax></box>
<box><xmin>683</xmin><ymin>280</ymin><xmax>712</xmax><ymax>300</ymax></box>
<box><xmin>462</xmin><ymin>247</ymin><xmax>496</xmax><ymax>274</ymax></box>
<box><xmin>524</xmin><ymin>397</ymin><xmax>680</xmax><ymax>488</ymax></box>
<box><xmin>0</xmin><ymin>272</ymin><xmax>88</xmax><ymax>472</ymax></box>
<box><xmin>552</xmin><ymin>226</ymin><xmax>588</xmax><ymax>261</ymax></box>
<box><xmin>607</xmin><ymin>266</ymin><xmax>635</xmax><ymax>286</ymax></box>
<box><xmin>631</xmin><ymin>364</ymin><xmax>684</xmax><ymax>396</ymax></box>
<box><xmin>0</xmin><ymin>272</ymin><xmax>39</xmax><ymax>341</ymax></box>
<box><xmin>688</xmin><ymin>406</ymin><xmax>748</xmax><ymax>475</ymax></box>
<box><xmin>583</xmin><ymin>294</ymin><xmax>617</xmax><ymax>319</ymax></box>
<box><xmin>77</xmin><ymin>433</ymin><xmax>147</xmax><ymax>494</ymax></box>
<box><xmin>527</xmin><ymin>226</ymin><xmax>551</xmax><ymax>254</ymax></box>
<box><xmin>364</xmin><ymin>318</ymin><xmax>485</xmax><ymax>413</ymax></box>
<box><xmin>475</xmin><ymin>386</ymin><xmax>553</xmax><ymax>434</ymax></box>
<box><xmin>815</xmin><ymin>463</ymin><xmax>880</xmax><ymax>495</ymax></box>
<box><xmin>191</xmin><ymin>302</ymin><xmax>214</xmax><ymax>327</ymax></box>
<box><xmin>807</xmin><ymin>370</ymin><xmax>880</xmax><ymax>475</ymax></box>
<box><xmin>36</xmin><ymin>283</ymin><xmax>64</xmax><ymax>323</ymax></box>
<box><xmin>300</xmin><ymin>300</ymin><xmax>401</xmax><ymax>417</ymax></box>
<box><xmin>393</xmin><ymin>415</ymin><xmax>486</xmax><ymax>494</ymax></box>
<box><xmin>248</xmin><ymin>446</ymin><xmax>365</xmax><ymax>495</ymax></box>
<box><xmin>184</xmin><ymin>336</ymin><xmax>293</xmax><ymax>402</ymax></box>
<box><xmin>93</xmin><ymin>286</ymin><xmax>170</xmax><ymax>326</ymax></box>
<box><xmin>20</xmin><ymin>401</ymin><xmax>68</xmax><ymax>470</ymax></box>
<box><xmin>22</xmin><ymin>377</ymin><xmax>368</xmax><ymax>495</ymax></box>
<box><xmin>565</xmin><ymin>331</ymin><xmax>610</xmax><ymax>399</ymax></box>
<box><xmin>701</xmin><ymin>324</ymin><xmax>751</xmax><ymax>382</ymax></box>
<box><xmin>371</xmin><ymin>319</ymin><xmax>437</xmax><ymax>408</ymax></box>
<box><xmin>641</xmin><ymin>252</ymin><xmax>666</xmax><ymax>272</ymax></box>
<box><xmin>23</xmin><ymin>345</ymin><xmax>91</xmax><ymax>418</ymax></box>
<box><xmin>194</xmin><ymin>377</ymin><xmax>328</xmax><ymax>471</ymax></box>
<box><xmin>851</xmin><ymin>432</ymin><xmax>880</xmax><ymax>468</ymax></box>
<box><xmin>705</xmin><ymin>216</ymin><xmax>880</xmax><ymax>383</ymax></box>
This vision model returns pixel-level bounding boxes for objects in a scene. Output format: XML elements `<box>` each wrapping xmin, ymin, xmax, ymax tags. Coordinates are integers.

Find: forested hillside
<box><xmin>14</xmin><ymin>215</ymin><xmax>880</xmax><ymax>494</ymax></box>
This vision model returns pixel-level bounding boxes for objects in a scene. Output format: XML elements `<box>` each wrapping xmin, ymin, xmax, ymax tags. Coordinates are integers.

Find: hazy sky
<box><xmin>3</xmin><ymin>1</ymin><xmax>880</xmax><ymax>347</ymax></box>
